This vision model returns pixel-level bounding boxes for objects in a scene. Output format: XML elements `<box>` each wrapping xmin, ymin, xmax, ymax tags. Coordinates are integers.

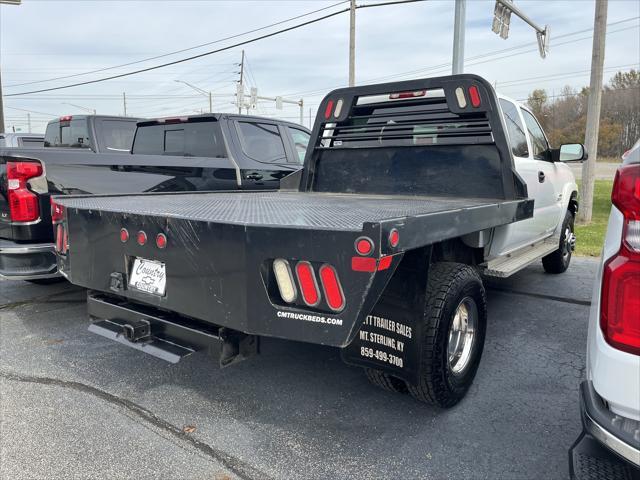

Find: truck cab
<box><xmin>491</xmin><ymin>95</ymin><xmax>578</xmax><ymax>266</ymax></box>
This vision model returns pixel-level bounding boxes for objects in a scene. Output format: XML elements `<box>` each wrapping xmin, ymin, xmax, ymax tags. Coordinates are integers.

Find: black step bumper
<box><xmin>0</xmin><ymin>239</ymin><xmax>59</xmax><ymax>281</ymax></box>
<box><xmin>569</xmin><ymin>381</ymin><xmax>640</xmax><ymax>479</ymax></box>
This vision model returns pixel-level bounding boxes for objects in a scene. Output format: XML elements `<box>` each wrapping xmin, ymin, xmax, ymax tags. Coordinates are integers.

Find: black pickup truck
<box><xmin>0</xmin><ymin>114</ymin><xmax>310</xmax><ymax>281</ymax></box>
<box><xmin>55</xmin><ymin>75</ymin><xmax>535</xmax><ymax>407</ymax></box>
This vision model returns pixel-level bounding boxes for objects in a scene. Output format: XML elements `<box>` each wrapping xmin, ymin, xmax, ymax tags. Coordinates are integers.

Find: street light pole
<box><xmin>452</xmin><ymin>0</ymin><xmax>466</xmax><ymax>74</ymax></box>
<box><xmin>62</xmin><ymin>102</ymin><xmax>97</xmax><ymax>114</ymax></box>
<box><xmin>175</xmin><ymin>80</ymin><xmax>213</xmax><ymax>113</ymax></box>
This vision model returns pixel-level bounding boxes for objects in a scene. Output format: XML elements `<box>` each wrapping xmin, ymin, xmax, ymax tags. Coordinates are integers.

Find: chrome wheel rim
<box><xmin>563</xmin><ymin>226</ymin><xmax>576</xmax><ymax>260</ymax></box>
<box><xmin>447</xmin><ymin>297</ymin><xmax>478</xmax><ymax>375</ymax></box>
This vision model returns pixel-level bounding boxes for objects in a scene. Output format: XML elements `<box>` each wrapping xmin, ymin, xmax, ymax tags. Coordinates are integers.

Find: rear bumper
<box><xmin>0</xmin><ymin>239</ymin><xmax>59</xmax><ymax>280</ymax></box>
<box><xmin>578</xmin><ymin>381</ymin><xmax>640</xmax><ymax>469</ymax></box>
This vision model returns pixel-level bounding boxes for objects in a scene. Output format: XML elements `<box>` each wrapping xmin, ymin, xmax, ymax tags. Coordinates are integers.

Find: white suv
<box><xmin>570</xmin><ymin>140</ymin><xmax>640</xmax><ymax>478</ymax></box>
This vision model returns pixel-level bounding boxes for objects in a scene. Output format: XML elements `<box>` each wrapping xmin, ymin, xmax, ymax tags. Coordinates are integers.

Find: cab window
<box><xmin>499</xmin><ymin>99</ymin><xmax>529</xmax><ymax>158</ymax></box>
<box><xmin>236</xmin><ymin>122</ymin><xmax>287</xmax><ymax>164</ymax></box>
<box><xmin>521</xmin><ymin>109</ymin><xmax>550</xmax><ymax>161</ymax></box>
<box><xmin>287</xmin><ymin>127</ymin><xmax>311</xmax><ymax>163</ymax></box>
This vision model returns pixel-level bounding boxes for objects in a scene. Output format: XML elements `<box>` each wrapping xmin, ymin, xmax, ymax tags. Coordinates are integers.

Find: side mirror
<box><xmin>551</xmin><ymin>143</ymin><xmax>588</xmax><ymax>162</ymax></box>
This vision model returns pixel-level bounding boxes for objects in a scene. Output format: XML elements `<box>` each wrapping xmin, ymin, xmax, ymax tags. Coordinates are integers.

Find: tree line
<box><xmin>526</xmin><ymin>69</ymin><xmax>639</xmax><ymax>159</ymax></box>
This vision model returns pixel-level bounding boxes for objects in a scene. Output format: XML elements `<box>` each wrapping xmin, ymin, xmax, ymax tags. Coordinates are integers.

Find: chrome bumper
<box><xmin>581</xmin><ymin>381</ymin><xmax>640</xmax><ymax>467</ymax></box>
<box><xmin>0</xmin><ymin>239</ymin><xmax>60</xmax><ymax>281</ymax></box>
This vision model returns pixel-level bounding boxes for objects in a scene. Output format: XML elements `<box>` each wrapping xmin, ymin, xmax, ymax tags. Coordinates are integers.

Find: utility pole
<box><xmin>349</xmin><ymin>0</ymin><xmax>356</xmax><ymax>86</ymax></box>
<box><xmin>238</xmin><ymin>50</ymin><xmax>245</xmax><ymax>114</ymax></box>
<box><xmin>0</xmin><ymin>70</ymin><xmax>5</xmax><ymax>133</ymax></box>
<box><xmin>123</xmin><ymin>92</ymin><xmax>127</xmax><ymax>117</ymax></box>
<box><xmin>452</xmin><ymin>0</ymin><xmax>466</xmax><ymax>74</ymax></box>
<box><xmin>578</xmin><ymin>0</ymin><xmax>608</xmax><ymax>224</ymax></box>
<box><xmin>27</xmin><ymin>113</ymin><xmax>31</xmax><ymax>133</ymax></box>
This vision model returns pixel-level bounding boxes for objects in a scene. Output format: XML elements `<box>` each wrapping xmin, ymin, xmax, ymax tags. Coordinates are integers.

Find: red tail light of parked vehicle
<box><xmin>7</xmin><ymin>161</ymin><xmax>43</xmax><ymax>222</ymax></box>
<box><xmin>601</xmin><ymin>164</ymin><xmax>640</xmax><ymax>356</ymax></box>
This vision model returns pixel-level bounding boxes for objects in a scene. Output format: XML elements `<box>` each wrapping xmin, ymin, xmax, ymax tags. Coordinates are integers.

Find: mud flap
<box><xmin>341</xmin><ymin>248</ymin><xmax>431</xmax><ymax>385</ymax></box>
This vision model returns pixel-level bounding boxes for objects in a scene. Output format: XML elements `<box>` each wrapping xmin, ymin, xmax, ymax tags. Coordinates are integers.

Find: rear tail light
<box><xmin>601</xmin><ymin>164</ymin><xmax>640</xmax><ymax>355</ymax></box>
<box><xmin>137</xmin><ymin>231</ymin><xmax>147</xmax><ymax>246</ymax></box>
<box><xmin>295</xmin><ymin>261</ymin><xmax>320</xmax><ymax>307</ymax></box>
<box><xmin>7</xmin><ymin>161</ymin><xmax>43</xmax><ymax>222</ymax></box>
<box><xmin>120</xmin><ymin>228</ymin><xmax>129</xmax><ymax>243</ymax></box>
<box><xmin>273</xmin><ymin>259</ymin><xmax>297</xmax><ymax>303</ymax></box>
<box><xmin>50</xmin><ymin>198</ymin><xmax>65</xmax><ymax>223</ymax></box>
<box><xmin>319</xmin><ymin>265</ymin><xmax>345</xmax><ymax>312</ymax></box>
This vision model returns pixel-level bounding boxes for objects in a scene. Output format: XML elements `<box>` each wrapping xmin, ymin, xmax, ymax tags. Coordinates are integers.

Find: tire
<box><xmin>407</xmin><ymin>262</ymin><xmax>487</xmax><ymax>408</ymax></box>
<box><xmin>542</xmin><ymin>210</ymin><xmax>575</xmax><ymax>274</ymax></box>
<box><xmin>365</xmin><ymin>368</ymin><xmax>408</xmax><ymax>394</ymax></box>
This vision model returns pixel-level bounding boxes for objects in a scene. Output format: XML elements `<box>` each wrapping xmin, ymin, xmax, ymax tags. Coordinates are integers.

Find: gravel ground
<box><xmin>0</xmin><ymin>257</ymin><xmax>599</xmax><ymax>480</ymax></box>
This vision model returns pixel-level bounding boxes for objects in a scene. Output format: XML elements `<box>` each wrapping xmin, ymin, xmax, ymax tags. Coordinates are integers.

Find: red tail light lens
<box><xmin>156</xmin><ymin>233</ymin><xmax>167</xmax><ymax>249</ymax></box>
<box><xmin>137</xmin><ymin>231</ymin><xmax>147</xmax><ymax>246</ymax></box>
<box><xmin>389</xmin><ymin>229</ymin><xmax>400</xmax><ymax>247</ymax></box>
<box><xmin>355</xmin><ymin>237</ymin><xmax>374</xmax><ymax>256</ymax></box>
<box><xmin>50</xmin><ymin>198</ymin><xmax>65</xmax><ymax>223</ymax></box>
<box><xmin>319</xmin><ymin>264</ymin><xmax>345</xmax><ymax>312</ymax></box>
<box><xmin>324</xmin><ymin>100</ymin><xmax>335</xmax><ymax>120</ymax></box>
<box><xmin>468</xmin><ymin>85</ymin><xmax>481</xmax><ymax>108</ymax></box>
<box><xmin>601</xmin><ymin>164</ymin><xmax>640</xmax><ymax>355</ymax></box>
<box><xmin>295</xmin><ymin>261</ymin><xmax>320</xmax><ymax>306</ymax></box>
<box><xmin>120</xmin><ymin>228</ymin><xmax>129</xmax><ymax>243</ymax></box>
<box><xmin>7</xmin><ymin>161</ymin><xmax>43</xmax><ymax>222</ymax></box>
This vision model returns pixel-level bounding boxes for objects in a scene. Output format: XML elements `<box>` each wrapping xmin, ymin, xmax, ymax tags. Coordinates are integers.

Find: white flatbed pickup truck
<box><xmin>55</xmin><ymin>75</ymin><xmax>586</xmax><ymax>407</ymax></box>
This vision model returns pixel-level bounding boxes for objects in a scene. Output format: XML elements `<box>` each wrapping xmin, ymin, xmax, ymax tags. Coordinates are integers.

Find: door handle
<box><xmin>538</xmin><ymin>171</ymin><xmax>545</xmax><ymax>183</ymax></box>
<box><xmin>245</xmin><ymin>173</ymin><xmax>263</xmax><ymax>181</ymax></box>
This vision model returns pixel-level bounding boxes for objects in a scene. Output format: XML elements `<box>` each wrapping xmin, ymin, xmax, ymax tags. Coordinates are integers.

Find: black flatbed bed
<box><xmin>59</xmin><ymin>191</ymin><xmax>515</xmax><ymax>232</ymax></box>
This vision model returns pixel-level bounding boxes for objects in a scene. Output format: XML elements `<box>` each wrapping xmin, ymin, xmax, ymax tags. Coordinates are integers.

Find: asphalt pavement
<box><xmin>0</xmin><ymin>257</ymin><xmax>599</xmax><ymax>480</ymax></box>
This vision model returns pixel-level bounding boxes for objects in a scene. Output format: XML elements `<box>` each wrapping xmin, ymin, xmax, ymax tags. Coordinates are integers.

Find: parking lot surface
<box><xmin>0</xmin><ymin>258</ymin><xmax>598</xmax><ymax>480</ymax></box>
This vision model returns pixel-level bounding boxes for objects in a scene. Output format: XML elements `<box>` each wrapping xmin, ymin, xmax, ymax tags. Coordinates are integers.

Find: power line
<box><xmin>3</xmin><ymin>1</ymin><xmax>349</xmax><ymax>89</ymax></box>
<box><xmin>4</xmin><ymin>105</ymin><xmax>58</xmax><ymax>117</ymax></box>
<box><xmin>5</xmin><ymin>0</ymin><xmax>427</xmax><ymax>97</ymax></box>
<box><xmin>279</xmin><ymin>16</ymin><xmax>640</xmax><ymax>98</ymax></box>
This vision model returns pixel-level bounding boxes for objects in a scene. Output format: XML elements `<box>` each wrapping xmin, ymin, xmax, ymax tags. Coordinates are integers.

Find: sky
<box><xmin>1</xmin><ymin>0</ymin><xmax>639</xmax><ymax>133</ymax></box>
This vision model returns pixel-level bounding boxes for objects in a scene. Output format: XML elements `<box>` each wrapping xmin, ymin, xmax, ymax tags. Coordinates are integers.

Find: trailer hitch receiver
<box><xmin>120</xmin><ymin>319</ymin><xmax>151</xmax><ymax>343</ymax></box>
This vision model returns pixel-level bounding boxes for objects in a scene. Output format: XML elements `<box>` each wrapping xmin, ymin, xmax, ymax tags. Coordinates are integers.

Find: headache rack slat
<box><xmin>325</xmin><ymin>125</ymin><xmax>492</xmax><ymax>141</ymax></box>
<box><xmin>331</xmin><ymin>117</ymin><xmax>489</xmax><ymax>132</ymax></box>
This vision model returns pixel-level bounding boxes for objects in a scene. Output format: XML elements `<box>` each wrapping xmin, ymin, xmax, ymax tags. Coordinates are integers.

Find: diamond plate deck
<box><xmin>57</xmin><ymin>191</ymin><xmax>505</xmax><ymax>232</ymax></box>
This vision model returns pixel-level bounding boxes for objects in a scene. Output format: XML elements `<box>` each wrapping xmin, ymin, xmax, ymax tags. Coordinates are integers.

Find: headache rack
<box><xmin>297</xmin><ymin>74</ymin><xmax>525</xmax><ymax>201</ymax></box>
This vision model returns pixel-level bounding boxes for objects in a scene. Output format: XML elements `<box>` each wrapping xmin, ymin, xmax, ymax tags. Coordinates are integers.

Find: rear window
<box><xmin>132</xmin><ymin>121</ymin><xmax>227</xmax><ymax>157</ymax></box>
<box><xmin>45</xmin><ymin>119</ymin><xmax>90</xmax><ymax>148</ymax></box>
<box><xmin>236</xmin><ymin>121</ymin><xmax>287</xmax><ymax>164</ymax></box>
<box><xmin>96</xmin><ymin>120</ymin><xmax>137</xmax><ymax>152</ymax></box>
